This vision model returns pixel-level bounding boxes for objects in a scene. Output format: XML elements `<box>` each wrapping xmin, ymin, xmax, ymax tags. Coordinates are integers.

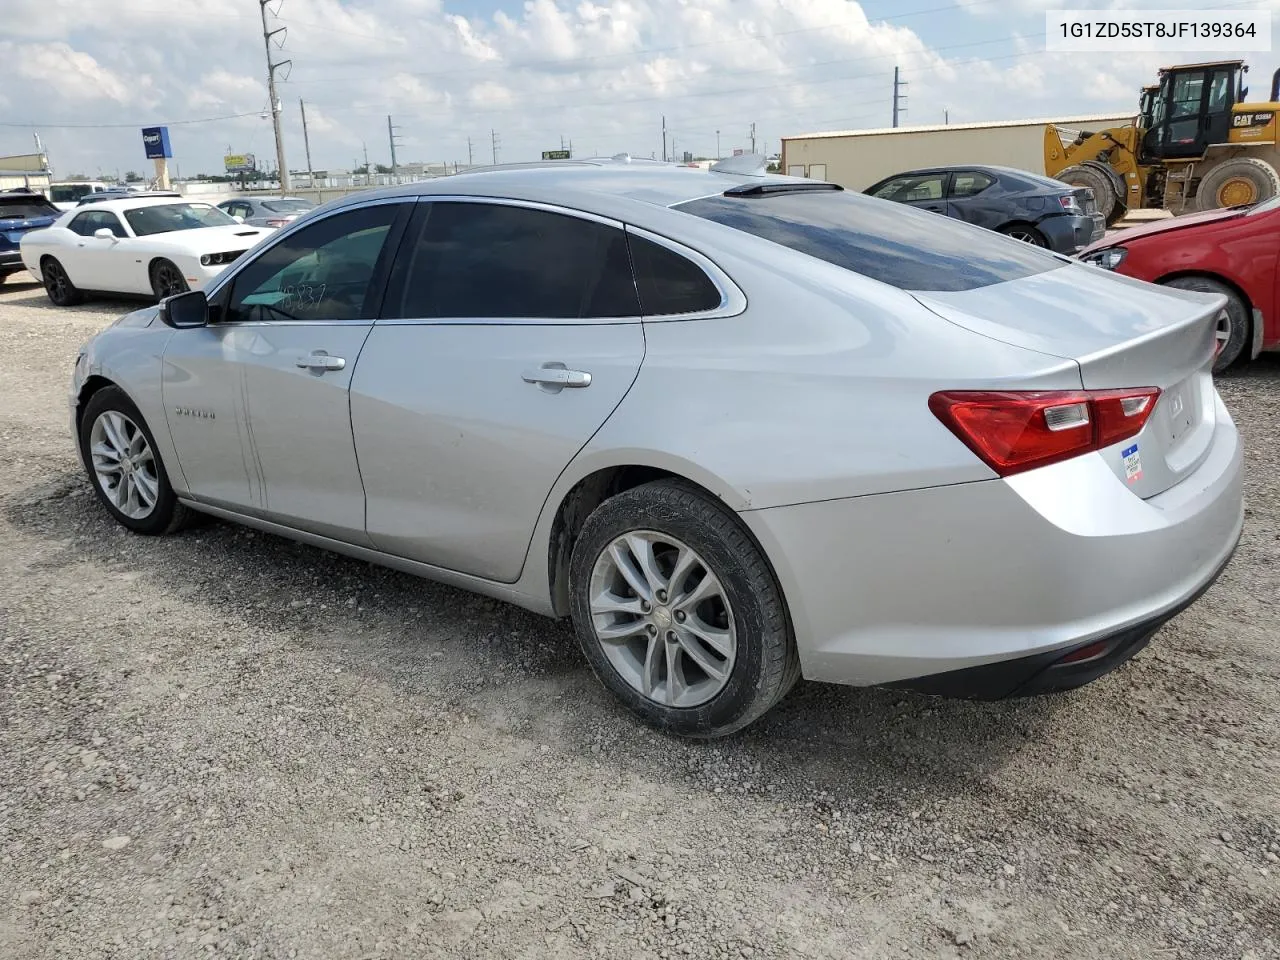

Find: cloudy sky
<box><xmin>1</xmin><ymin>0</ymin><xmax>1277</xmax><ymax>179</ymax></box>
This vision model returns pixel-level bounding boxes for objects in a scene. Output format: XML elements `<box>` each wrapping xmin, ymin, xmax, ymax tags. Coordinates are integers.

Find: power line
<box><xmin>0</xmin><ymin>112</ymin><xmax>264</xmax><ymax>129</ymax></box>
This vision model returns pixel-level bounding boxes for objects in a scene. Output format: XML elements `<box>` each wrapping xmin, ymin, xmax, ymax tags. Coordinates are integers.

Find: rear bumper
<box><xmin>1039</xmin><ymin>213</ymin><xmax>1106</xmax><ymax>254</ymax></box>
<box><xmin>886</xmin><ymin>538</ymin><xmax>1235</xmax><ymax>699</ymax></box>
<box><xmin>0</xmin><ymin>250</ymin><xmax>22</xmax><ymax>271</ymax></box>
<box><xmin>740</xmin><ymin>390</ymin><xmax>1243</xmax><ymax>689</ymax></box>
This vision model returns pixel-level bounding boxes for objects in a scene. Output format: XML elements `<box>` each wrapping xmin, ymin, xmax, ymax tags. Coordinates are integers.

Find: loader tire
<box><xmin>1056</xmin><ymin>163</ymin><xmax>1120</xmax><ymax>224</ymax></box>
<box><xmin>1196</xmin><ymin>157</ymin><xmax>1280</xmax><ymax>211</ymax></box>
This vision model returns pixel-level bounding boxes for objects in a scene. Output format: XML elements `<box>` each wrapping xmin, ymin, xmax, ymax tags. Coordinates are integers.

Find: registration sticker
<box><xmin>1122</xmin><ymin>443</ymin><xmax>1143</xmax><ymax>483</ymax></box>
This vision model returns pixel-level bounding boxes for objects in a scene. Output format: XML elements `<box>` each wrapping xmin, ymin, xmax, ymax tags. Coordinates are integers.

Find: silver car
<box><xmin>70</xmin><ymin>160</ymin><xmax>1243</xmax><ymax>737</ymax></box>
<box><xmin>216</xmin><ymin>196</ymin><xmax>316</xmax><ymax>229</ymax></box>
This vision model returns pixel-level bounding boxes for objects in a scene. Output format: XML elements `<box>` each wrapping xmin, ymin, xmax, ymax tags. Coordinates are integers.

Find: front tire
<box><xmin>79</xmin><ymin>386</ymin><xmax>193</xmax><ymax>535</ymax></box>
<box><xmin>1160</xmin><ymin>276</ymin><xmax>1250</xmax><ymax>373</ymax></box>
<box><xmin>149</xmin><ymin>259</ymin><xmax>189</xmax><ymax>300</ymax></box>
<box><xmin>41</xmin><ymin>256</ymin><xmax>85</xmax><ymax>306</ymax></box>
<box><xmin>568</xmin><ymin>480</ymin><xmax>800</xmax><ymax>737</ymax></box>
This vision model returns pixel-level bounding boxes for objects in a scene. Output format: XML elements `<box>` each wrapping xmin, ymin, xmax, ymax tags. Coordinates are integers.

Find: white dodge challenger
<box><xmin>21</xmin><ymin>196</ymin><xmax>274</xmax><ymax>305</ymax></box>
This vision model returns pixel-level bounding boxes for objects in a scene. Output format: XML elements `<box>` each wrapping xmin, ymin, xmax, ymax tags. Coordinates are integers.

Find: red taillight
<box><xmin>266</xmin><ymin>218</ymin><xmax>289</xmax><ymax>227</ymax></box>
<box><xmin>929</xmin><ymin>387</ymin><xmax>1161</xmax><ymax>477</ymax></box>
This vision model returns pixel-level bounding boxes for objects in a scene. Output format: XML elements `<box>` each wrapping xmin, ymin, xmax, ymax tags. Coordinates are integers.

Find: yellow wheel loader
<box><xmin>1045</xmin><ymin>61</ymin><xmax>1280</xmax><ymax>224</ymax></box>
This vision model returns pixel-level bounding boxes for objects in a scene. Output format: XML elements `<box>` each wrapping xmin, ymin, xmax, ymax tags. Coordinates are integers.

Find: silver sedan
<box><xmin>69</xmin><ymin>159</ymin><xmax>1243</xmax><ymax>736</ymax></box>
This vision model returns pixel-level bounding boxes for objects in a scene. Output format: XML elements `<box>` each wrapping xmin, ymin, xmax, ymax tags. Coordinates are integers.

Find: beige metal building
<box><xmin>782</xmin><ymin>115</ymin><xmax>1137</xmax><ymax>190</ymax></box>
<box><xmin>0</xmin><ymin>152</ymin><xmax>53</xmax><ymax>193</ymax></box>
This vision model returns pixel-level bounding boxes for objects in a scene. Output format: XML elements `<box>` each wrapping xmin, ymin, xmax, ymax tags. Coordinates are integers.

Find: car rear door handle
<box><xmin>522</xmin><ymin>364</ymin><xmax>591</xmax><ymax>388</ymax></box>
<box><xmin>296</xmin><ymin>353</ymin><xmax>346</xmax><ymax>372</ymax></box>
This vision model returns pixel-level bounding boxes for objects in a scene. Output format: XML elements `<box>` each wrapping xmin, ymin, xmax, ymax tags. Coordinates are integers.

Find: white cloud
<box><xmin>0</xmin><ymin>0</ymin><xmax>1275</xmax><ymax>178</ymax></box>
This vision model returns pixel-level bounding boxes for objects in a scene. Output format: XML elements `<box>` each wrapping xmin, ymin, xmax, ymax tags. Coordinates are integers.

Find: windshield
<box><xmin>50</xmin><ymin>184</ymin><xmax>98</xmax><ymax>203</ymax></box>
<box><xmin>674</xmin><ymin>190</ymin><xmax>1062</xmax><ymax>292</ymax></box>
<box><xmin>0</xmin><ymin>199</ymin><xmax>59</xmax><ymax>219</ymax></box>
<box><xmin>262</xmin><ymin>199</ymin><xmax>314</xmax><ymax>213</ymax></box>
<box><xmin>1245</xmin><ymin>195</ymin><xmax>1280</xmax><ymax>216</ymax></box>
<box><xmin>123</xmin><ymin>203</ymin><xmax>238</xmax><ymax>236</ymax></box>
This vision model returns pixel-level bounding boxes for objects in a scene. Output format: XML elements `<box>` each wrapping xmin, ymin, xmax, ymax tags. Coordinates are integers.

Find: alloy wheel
<box><xmin>89</xmin><ymin>410</ymin><xmax>160</xmax><ymax>520</ymax></box>
<box><xmin>45</xmin><ymin>262</ymin><xmax>69</xmax><ymax>302</ymax></box>
<box><xmin>588</xmin><ymin>530</ymin><xmax>737</xmax><ymax>708</ymax></box>
<box><xmin>153</xmin><ymin>262</ymin><xmax>187</xmax><ymax>299</ymax></box>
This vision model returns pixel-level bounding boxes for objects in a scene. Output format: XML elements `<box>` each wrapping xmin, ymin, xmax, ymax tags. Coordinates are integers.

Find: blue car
<box><xmin>0</xmin><ymin>190</ymin><xmax>61</xmax><ymax>284</ymax></box>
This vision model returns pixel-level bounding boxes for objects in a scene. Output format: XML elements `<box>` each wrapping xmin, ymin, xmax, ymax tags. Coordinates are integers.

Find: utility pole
<box><xmin>299</xmin><ymin>98</ymin><xmax>317</xmax><ymax>195</ymax></box>
<box><xmin>362</xmin><ymin>141</ymin><xmax>369</xmax><ymax>183</ymax></box>
<box><xmin>892</xmin><ymin>66</ymin><xmax>908</xmax><ymax>128</ymax></box>
<box><xmin>716</xmin><ymin>129</ymin><xmax>721</xmax><ymax>159</ymax></box>
<box><xmin>259</xmin><ymin>0</ymin><xmax>291</xmax><ymax>192</ymax></box>
<box><xmin>944</xmin><ymin>108</ymin><xmax>950</xmax><ymax>125</ymax></box>
<box><xmin>749</xmin><ymin>122</ymin><xmax>756</xmax><ymax>154</ymax></box>
<box><xmin>466</xmin><ymin>137</ymin><xmax>474</xmax><ymax>166</ymax></box>
<box><xmin>387</xmin><ymin>115</ymin><xmax>402</xmax><ymax>180</ymax></box>
<box><xmin>661</xmin><ymin>115</ymin><xmax>667</xmax><ymax>163</ymax></box>
<box><xmin>490</xmin><ymin>129</ymin><xmax>499</xmax><ymax>164</ymax></box>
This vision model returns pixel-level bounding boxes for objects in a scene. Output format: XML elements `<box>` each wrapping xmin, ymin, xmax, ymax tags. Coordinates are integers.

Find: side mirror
<box><xmin>232</xmin><ymin>215</ymin><xmax>245</xmax><ymax>223</ymax></box>
<box><xmin>159</xmin><ymin>289</ymin><xmax>210</xmax><ymax>328</ymax></box>
<box><xmin>93</xmin><ymin>228</ymin><xmax>117</xmax><ymax>241</ymax></box>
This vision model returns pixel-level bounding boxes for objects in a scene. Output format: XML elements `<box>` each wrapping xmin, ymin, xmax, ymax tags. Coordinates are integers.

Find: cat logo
<box><xmin>174</xmin><ymin>406</ymin><xmax>216</xmax><ymax>420</ymax></box>
<box><xmin>1232</xmin><ymin>112</ymin><xmax>1274</xmax><ymax>128</ymax></box>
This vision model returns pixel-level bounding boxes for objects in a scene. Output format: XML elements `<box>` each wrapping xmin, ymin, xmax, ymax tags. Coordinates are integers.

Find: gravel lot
<box><xmin>1</xmin><ymin>270</ymin><xmax>1278</xmax><ymax>960</ymax></box>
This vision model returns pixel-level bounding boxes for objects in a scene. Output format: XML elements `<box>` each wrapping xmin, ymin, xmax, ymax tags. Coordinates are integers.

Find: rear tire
<box><xmin>1056</xmin><ymin>163</ymin><xmax>1122</xmax><ymax>224</ymax></box>
<box><xmin>79</xmin><ymin>386</ymin><xmax>194</xmax><ymax>535</ymax></box>
<box><xmin>41</xmin><ymin>256</ymin><xmax>84</xmax><ymax>306</ymax></box>
<box><xmin>1160</xmin><ymin>275</ymin><xmax>1250</xmax><ymax>373</ymax></box>
<box><xmin>149</xmin><ymin>259</ymin><xmax>189</xmax><ymax>300</ymax></box>
<box><xmin>568</xmin><ymin>480</ymin><xmax>800</xmax><ymax>738</ymax></box>
<box><xmin>1196</xmin><ymin>157</ymin><xmax>1280</xmax><ymax>212</ymax></box>
<box><xmin>999</xmin><ymin>224</ymin><xmax>1047</xmax><ymax>247</ymax></box>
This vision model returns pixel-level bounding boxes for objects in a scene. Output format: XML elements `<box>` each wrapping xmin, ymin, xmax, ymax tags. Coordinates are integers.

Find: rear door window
<box><xmin>389</xmin><ymin>201</ymin><xmax>641</xmax><ymax>320</ymax></box>
<box><xmin>674</xmin><ymin>190</ymin><xmax>1062</xmax><ymax>292</ymax></box>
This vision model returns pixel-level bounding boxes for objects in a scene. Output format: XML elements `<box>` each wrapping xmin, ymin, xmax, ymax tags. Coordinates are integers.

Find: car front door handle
<box><xmin>296</xmin><ymin>353</ymin><xmax>346</xmax><ymax>372</ymax></box>
<box><xmin>522</xmin><ymin>364</ymin><xmax>591</xmax><ymax>389</ymax></box>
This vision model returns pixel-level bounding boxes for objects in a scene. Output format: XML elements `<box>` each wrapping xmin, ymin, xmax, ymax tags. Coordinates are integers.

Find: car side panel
<box><xmin>351</xmin><ymin>320</ymin><xmax>646</xmax><ymax>583</ymax></box>
<box><xmin>1118</xmin><ymin>215</ymin><xmax>1279</xmax><ymax>348</ymax></box>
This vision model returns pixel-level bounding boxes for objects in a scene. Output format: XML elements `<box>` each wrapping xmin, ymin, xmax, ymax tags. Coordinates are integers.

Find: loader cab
<box><xmin>1144</xmin><ymin>61</ymin><xmax>1246</xmax><ymax>161</ymax></box>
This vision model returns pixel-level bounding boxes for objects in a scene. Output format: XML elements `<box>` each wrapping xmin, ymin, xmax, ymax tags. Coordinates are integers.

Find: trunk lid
<box><xmin>913</xmin><ymin>261</ymin><xmax>1223</xmax><ymax>499</ymax></box>
<box><xmin>0</xmin><ymin>196</ymin><xmax>60</xmax><ymax>252</ymax></box>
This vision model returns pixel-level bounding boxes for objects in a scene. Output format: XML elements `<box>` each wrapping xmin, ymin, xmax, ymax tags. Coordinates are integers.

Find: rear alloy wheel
<box><xmin>41</xmin><ymin>257</ymin><xmax>85</xmax><ymax>306</ymax></box>
<box><xmin>149</xmin><ymin>259</ymin><xmax>189</xmax><ymax>300</ymax></box>
<box><xmin>79</xmin><ymin>386</ymin><xmax>194</xmax><ymax>535</ymax></box>
<box><xmin>569</xmin><ymin>480</ymin><xmax>800</xmax><ymax>737</ymax></box>
<box><xmin>1000</xmin><ymin>225</ymin><xmax>1047</xmax><ymax>247</ymax></box>
<box><xmin>1160</xmin><ymin>276</ymin><xmax>1250</xmax><ymax>373</ymax></box>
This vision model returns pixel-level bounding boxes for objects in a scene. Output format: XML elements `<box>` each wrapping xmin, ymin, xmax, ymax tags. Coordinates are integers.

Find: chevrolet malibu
<box><xmin>69</xmin><ymin>160</ymin><xmax>1243</xmax><ymax>737</ymax></box>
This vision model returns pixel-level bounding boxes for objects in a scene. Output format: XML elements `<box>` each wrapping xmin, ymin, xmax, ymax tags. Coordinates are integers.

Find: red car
<box><xmin>1078</xmin><ymin>196</ymin><xmax>1279</xmax><ymax>372</ymax></box>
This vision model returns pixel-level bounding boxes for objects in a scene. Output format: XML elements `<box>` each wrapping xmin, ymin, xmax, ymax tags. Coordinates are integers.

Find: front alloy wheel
<box><xmin>79</xmin><ymin>385</ymin><xmax>194</xmax><ymax>535</ymax></box>
<box><xmin>89</xmin><ymin>410</ymin><xmax>160</xmax><ymax>520</ymax></box>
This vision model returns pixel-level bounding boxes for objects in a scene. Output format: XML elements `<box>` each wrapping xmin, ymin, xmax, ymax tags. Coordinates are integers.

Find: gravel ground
<box><xmin>1</xmin><ymin>271</ymin><xmax>1278</xmax><ymax>960</ymax></box>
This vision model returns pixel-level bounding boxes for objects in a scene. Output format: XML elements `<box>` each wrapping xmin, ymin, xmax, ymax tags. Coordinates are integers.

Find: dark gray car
<box><xmin>216</xmin><ymin>196</ymin><xmax>315</xmax><ymax>229</ymax></box>
<box><xmin>864</xmin><ymin>165</ymin><xmax>1105</xmax><ymax>254</ymax></box>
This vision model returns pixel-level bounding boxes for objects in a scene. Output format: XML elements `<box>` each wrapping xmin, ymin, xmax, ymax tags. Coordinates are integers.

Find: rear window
<box><xmin>0</xmin><ymin>198</ymin><xmax>58</xmax><ymax>219</ymax></box>
<box><xmin>263</xmin><ymin>199</ymin><xmax>314</xmax><ymax>213</ymax></box>
<box><xmin>674</xmin><ymin>190</ymin><xmax>1063</xmax><ymax>292</ymax></box>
